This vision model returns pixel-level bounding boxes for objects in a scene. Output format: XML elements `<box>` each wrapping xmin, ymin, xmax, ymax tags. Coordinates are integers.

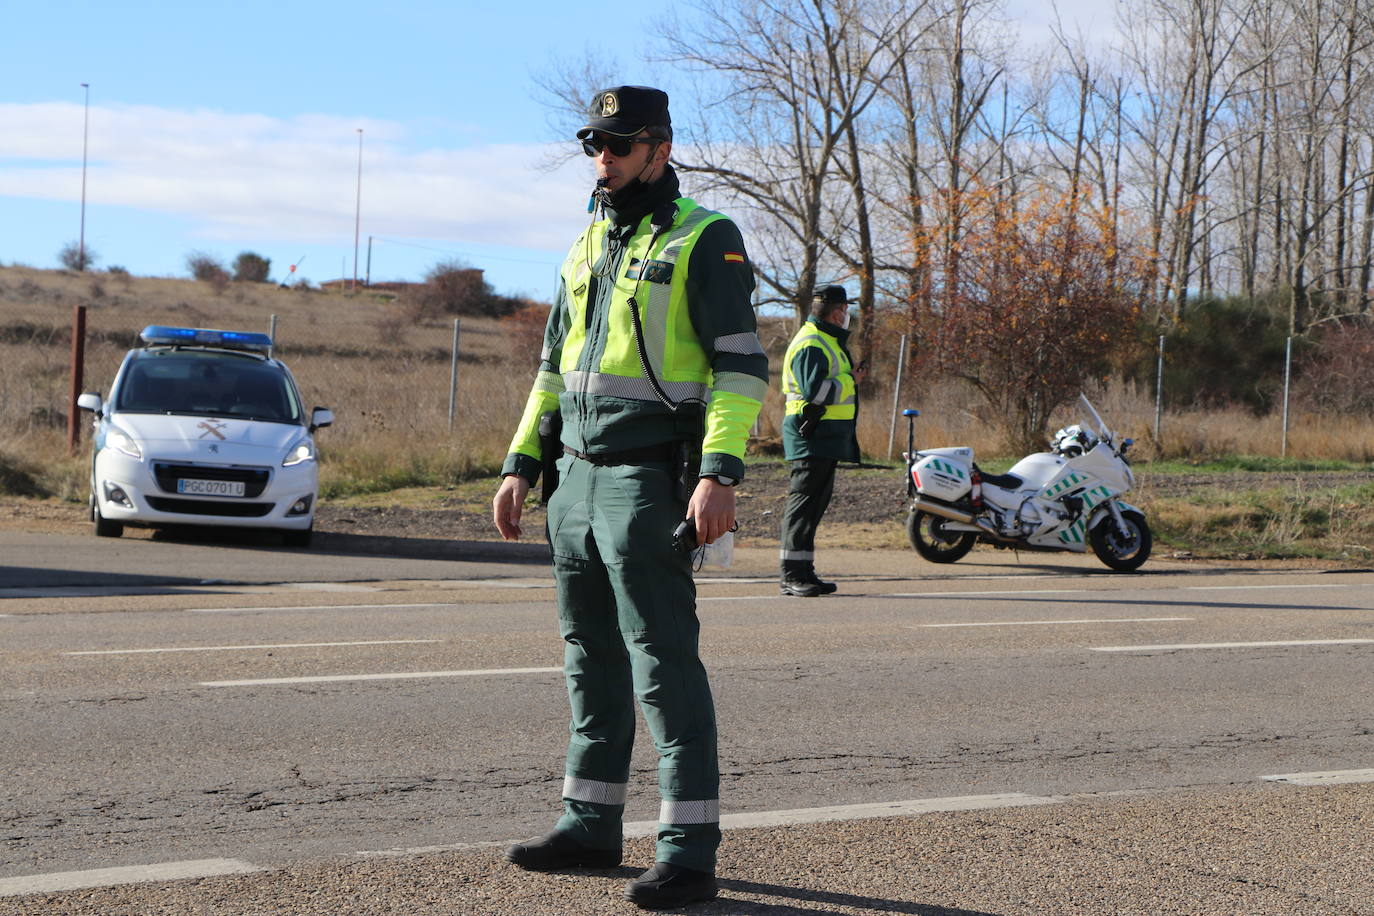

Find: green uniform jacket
<box><xmin>502</xmin><ymin>169</ymin><xmax>768</xmax><ymax>484</ymax></box>
<box><xmin>782</xmin><ymin>317</ymin><xmax>860</xmax><ymax>461</ymax></box>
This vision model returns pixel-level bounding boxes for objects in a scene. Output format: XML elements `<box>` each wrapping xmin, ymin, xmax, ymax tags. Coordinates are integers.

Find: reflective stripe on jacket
<box><xmin>782</xmin><ymin>322</ymin><xmax>855</xmax><ymax>420</ymax></box>
<box><xmin>503</xmin><ymin>196</ymin><xmax>767</xmax><ymax>483</ymax></box>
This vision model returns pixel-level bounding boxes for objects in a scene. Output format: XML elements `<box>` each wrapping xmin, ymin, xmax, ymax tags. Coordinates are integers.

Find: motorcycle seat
<box><xmin>979</xmin><ymin>470</ymin><xmax>1023</xmax><ymax>490</ymax></box>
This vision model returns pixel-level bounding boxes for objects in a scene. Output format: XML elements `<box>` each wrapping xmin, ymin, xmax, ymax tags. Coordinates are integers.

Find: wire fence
<box><xmin>0</xmin><ymin>282</ymin><xmax>536</xmax><ymax>473</ymax></box>
<box><xmin>4</xmin><ymin>273</ymin><xmax>1372</xmax><ymax>471</ymax></box>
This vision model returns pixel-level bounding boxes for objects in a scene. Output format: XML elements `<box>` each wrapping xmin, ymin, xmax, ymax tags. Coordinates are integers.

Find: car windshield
<box><xmin>115</xmin><ymin>350</ymin><xmax>302</xmax><ymax>423</ymax></box>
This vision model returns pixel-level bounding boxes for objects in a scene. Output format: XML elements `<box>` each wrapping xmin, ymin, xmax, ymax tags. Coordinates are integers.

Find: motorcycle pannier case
<box><xmin>910</xmin><ymin>450</ymin><xmax>974</xmax><ymax>502</ymax></box>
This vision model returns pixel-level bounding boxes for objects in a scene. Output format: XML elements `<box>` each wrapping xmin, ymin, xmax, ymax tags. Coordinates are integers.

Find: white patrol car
<box><xmin>77</xmin><ymin>325</ymin><xmax>333</xmax><ymax>547</ymax></box>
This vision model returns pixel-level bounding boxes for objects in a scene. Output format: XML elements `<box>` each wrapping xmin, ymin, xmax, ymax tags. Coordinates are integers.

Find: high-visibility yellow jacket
<box><xmin>502</xmin><ymin>190</ymin><xmax>768</xmax><ymax>484</ymax></box>
<box><xmin>781</xmin><ymin>317</ymin><xmax>859</xmax><ymax>461</ymax></box>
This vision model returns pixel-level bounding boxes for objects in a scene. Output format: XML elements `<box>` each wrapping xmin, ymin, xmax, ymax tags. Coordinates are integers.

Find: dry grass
<box><xmin>1150</xmin><ymin>482</ymin><xmax>1374</xmax><ymax>561</ymax></box>
<box><xmin>0</xmin><ymin>264</ymin><xmax>532</xmax><ymax>496</ymax></box>
<box><xmin>4</xmin><ymin>264</ymin><xmax>1373</xmax><ymax>504</ymax></box>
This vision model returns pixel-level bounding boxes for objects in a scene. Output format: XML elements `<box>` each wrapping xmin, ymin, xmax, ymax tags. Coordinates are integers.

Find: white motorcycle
<box><xmin>902</xmin><ymin>395</ymin><xmax>1152</xmax><ymax>571</ymax></box>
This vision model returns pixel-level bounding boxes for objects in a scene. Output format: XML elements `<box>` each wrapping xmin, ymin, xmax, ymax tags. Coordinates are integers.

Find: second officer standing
<box><xmin>778</xmin><ymin>285</ymin><xmax>864</xmax><ymax>596</ymax></box>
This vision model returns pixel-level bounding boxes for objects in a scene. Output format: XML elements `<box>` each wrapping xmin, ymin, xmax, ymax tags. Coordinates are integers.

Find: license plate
<box><xmin>177</xmin><ymin>478</ymin><xmax>245</xmax><ymax>497</ymax></box>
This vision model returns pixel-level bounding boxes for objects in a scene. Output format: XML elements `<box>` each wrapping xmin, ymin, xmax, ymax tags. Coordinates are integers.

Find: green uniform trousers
<box><xmin>545</xmin><ymin>453</ymin><xmax>721</xmax><ymax>872</ymax></box>
<box><xmin>779</xmin><ymin>457</ymin><xmax>838</xmax><ymax>576</ymax></box>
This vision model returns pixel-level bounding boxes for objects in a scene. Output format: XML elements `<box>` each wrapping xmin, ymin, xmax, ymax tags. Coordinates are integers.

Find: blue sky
<box><xmin>2</xmin><ymin>0</ymin><xmax>1111</xmax><ymax>298</ymax></box>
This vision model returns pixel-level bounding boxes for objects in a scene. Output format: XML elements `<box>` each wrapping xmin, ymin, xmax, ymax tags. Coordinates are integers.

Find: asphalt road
<box><xmin>1</xmin><ymin>532</ymin><xmax>1372</xmax><ymax>914</ymax></box>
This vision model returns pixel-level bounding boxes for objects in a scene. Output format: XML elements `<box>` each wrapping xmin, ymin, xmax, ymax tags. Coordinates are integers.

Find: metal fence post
<box><xmin>887</xmin><ymin>333</ymin><xmax>908</xmax><ymax>460</ymax></box>
<box><xmin>267</xmin><ymin>314</ymin><xmax>278</xmax><ymax>358</ymax></box>
<box><xmin>1281</xmin><ymin>335</ymin><xmax>1292</xmax><ymax>458</ymax></box>
<box><xmin>448</xmin><ymin>318</ymin><xmax>462</xmax><ymax>433</ymax></box>
<box><xmin>1154</xmin><ymin>334</ymin><xmax>1164</xmax><ymax>446</ymax></box>
<box><xmin>67</xmin><ymin>305</ymin><xmax>87</xmax><ymax>453</ymax></box>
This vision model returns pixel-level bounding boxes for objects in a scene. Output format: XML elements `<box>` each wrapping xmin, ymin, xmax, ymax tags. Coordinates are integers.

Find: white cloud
<box><xmin>0</xmin><ymin>102</ymin><xmax>594</xmax><ymax>252</ymax></box>
<box><xmin>1005</xmin><ymin>0</ymin><xmax>1124</xmax><ymax>51</ymax></box>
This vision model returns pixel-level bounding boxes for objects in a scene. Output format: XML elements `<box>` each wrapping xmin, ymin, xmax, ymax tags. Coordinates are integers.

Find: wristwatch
<box><xmin>699</xmin><ymin>473</ymin><xmax>738</xmax><ymax>487</ymax></box>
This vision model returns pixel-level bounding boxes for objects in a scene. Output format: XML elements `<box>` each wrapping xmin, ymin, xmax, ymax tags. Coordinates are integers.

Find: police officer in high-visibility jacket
<box><xmin>492</xmin><ymin>85</ymin><xmax>767</xmax><ymax>910</ymax></box>
<box><xmin>779</xmin><ymin>285</ymin><xmax>864</xmax><ymax>597</ymax></box>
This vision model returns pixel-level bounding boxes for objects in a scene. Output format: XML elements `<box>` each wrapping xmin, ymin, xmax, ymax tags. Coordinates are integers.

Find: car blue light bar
<box><xmin>139</xmin><ymin>325</ymin><xmax>273</xmax><ymax>353</ymax></box>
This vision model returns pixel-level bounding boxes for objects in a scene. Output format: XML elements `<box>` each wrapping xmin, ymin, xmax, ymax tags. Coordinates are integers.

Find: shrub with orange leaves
<box><xmin>910</xmin><ymin>186</ymin><xmax>1149</xmax><ymax>454</ymax></box>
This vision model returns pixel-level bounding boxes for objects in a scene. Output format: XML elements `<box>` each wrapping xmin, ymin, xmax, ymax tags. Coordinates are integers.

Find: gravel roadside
<box><xmin>3</xmin><ymin>466</ymin><xmax>1371</xmax><ymax>550</ymax></box>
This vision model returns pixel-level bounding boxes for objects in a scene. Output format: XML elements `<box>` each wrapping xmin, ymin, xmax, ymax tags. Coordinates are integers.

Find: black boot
<box><xmin>781</xmin><ymin>561</ymin><xmax>834</xmax><ymax>597</ymax></box>
<box><xmin>780</xmin><ymin>576</ymin><xmax>824</xmax><ymax>597</ymax></box>
<box><xmin>780</xmin><ymin>561</ymin><xmax>822</xmax><ymax>597</ymax></box>
<box><xmin>803</xmin><ymin>570</ymin><xmax>838</xmax><ymax>595</ymax></box>
<box><xmin>504</xmin><ymin>830</ymin><xmax>622</xmax><ymax>871</ymax></box>
<box><xmin>625</xmin><ymin>861</ymin><xmax>718</xmax><ymax>909</ymax></box>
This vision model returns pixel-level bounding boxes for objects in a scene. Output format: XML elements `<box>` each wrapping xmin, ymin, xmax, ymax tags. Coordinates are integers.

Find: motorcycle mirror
<box><xmin>902</xmin><ymin>409</ymin><xmax>921</xmax><ymax>417</ymax></box>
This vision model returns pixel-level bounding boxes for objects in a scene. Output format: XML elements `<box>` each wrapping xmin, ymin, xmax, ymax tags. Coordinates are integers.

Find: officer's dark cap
<box><xmin>577</xmin><ymin>86</ymin><xmax>672</xmax><ymax>140</ymax></box>
<box><xmin>814</xmin><ymin>285</ymin><xmax>852</xmax><ymax>307</ymax></box>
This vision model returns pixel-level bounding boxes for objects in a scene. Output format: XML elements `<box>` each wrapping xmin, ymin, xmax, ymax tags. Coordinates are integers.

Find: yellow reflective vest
<box><xmin>503</xmin><ymin>196</ymin><xmax>767</xmax><ymax>483</ymax></box>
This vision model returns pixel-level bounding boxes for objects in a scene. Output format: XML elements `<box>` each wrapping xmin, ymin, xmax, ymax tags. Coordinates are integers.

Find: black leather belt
<box><xmin>564</xmin><ymin>443</ymin><xmax>677</xmax><ymax>466</ymax></box>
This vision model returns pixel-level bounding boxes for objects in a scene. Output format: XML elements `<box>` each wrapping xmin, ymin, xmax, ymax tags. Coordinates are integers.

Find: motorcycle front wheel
<box><xmin>907</xmin><ymin>508</ymin><xmax>977</xmax><ymax>563</ymax></box>
<box><xmin>1089</xmin><ymin>509</ymin><xmax>1152</xmax><ymax>572</ymax></box>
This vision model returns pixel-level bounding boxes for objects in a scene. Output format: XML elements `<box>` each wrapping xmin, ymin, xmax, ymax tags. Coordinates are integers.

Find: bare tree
<box><xmin>663</xmin><ymin>0</ymin><xmax>931</xmax><ymax>321</ymax></box>
<box><xmin>528</xmin><ymin>49</ymin><xmax>625</xmax><ymax>169</ymax></box>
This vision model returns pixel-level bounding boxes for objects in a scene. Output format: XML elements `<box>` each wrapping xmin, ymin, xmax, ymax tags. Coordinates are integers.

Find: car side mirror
<box><xmin>77</xmin><ymin>392</ymin><xmax>103</xmax><ymax>415</ymax></box>
<box><xmin>310</xmin><ymin>407</ymin><xmax>334</xmax><ymax>432</ymax></box>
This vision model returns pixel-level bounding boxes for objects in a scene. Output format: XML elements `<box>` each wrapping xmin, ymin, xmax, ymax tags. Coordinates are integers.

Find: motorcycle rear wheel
<box><xmin>1089</xmin><ymin>509</ymin><xmax>1152</xmax><ymax>572</ymax></box>
<box><xmin>907</xmin><ymin>508</ymin><xmax>977</xmax><ymax>563</ymax></box>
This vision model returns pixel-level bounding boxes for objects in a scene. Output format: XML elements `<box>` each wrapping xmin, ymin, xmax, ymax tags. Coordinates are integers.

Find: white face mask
<box><xmin>838</xmin><ymin>309</ymin><xmax>851</xmax><ymax>330</ymax></box>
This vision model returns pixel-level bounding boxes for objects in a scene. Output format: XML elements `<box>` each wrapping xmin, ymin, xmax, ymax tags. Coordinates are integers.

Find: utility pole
<box><xmin>352</xmin><ymin>128</ymin><xmax>363</xmax><ymax>290</ymax></box>
<box><xmin>79</xmin><ymin>82</ymin><xmax>90</xmax><ymax>271</ymax></box>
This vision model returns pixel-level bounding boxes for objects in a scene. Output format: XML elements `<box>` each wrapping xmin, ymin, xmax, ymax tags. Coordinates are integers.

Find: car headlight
<box><xmin>106</xmin><ymin>426</ymin><xmax>142</xmax><ymax>459</ymax></box>
<box><xmin>282</xmin><ymin>438</ymin><xmax>315</xmax><ymax>467</ymax></box>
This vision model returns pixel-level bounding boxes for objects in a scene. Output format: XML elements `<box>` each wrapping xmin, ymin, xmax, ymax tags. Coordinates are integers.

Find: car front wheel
<box><xmin>93</xmin><ymin>501</ymin><xmax>124</xmax><ymax>538</ymax></box>
<box><xmin>282</xmin><ymin>525</ymin><xmax>313</xmax><ymax>548</ymax></box>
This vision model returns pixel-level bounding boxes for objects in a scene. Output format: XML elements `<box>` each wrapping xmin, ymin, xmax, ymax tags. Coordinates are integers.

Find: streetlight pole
<box><xmin>352</xmin><ymin>128</ymin><xmax>363</xmax><ymax>290</ymax></box>
<box><xmin>79</xmin><ymin>82</ymin><xmax>90</xmax><ymax>271</ymax></box>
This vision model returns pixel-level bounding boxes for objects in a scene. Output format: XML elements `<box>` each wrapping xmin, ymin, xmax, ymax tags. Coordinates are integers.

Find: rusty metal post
<box><xmin>68</xmin><ymin>305</ymin><xmax>88</xmax><ymax>453</ymax></box>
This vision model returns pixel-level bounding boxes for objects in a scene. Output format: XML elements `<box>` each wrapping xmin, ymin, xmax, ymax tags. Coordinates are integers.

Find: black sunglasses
<box><xmin>581</xmin><ymin>135</ymin><xmax>660</xmax><ymax>157</ymax></box>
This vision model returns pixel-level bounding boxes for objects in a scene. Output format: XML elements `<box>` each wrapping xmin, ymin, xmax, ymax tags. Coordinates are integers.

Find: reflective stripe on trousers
<box><xmin>547</xmin><ymin>454</ymin><xmax>720</xmax><ymax>871</ymax></box>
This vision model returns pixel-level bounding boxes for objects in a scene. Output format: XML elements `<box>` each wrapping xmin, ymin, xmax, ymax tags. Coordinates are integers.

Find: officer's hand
<box><xmin>687</xmin><ymin>478</ymin><xmax>736</xmax><ymax>546</ymax></box>
<box><xmin>493</xmin><ymin>474</ymin><xmax>531</xmax><ymax>541</ymax></box>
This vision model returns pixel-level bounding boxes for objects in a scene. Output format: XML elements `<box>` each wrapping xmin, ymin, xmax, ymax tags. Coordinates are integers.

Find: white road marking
<box><xmin>912</xmin><ymin>617</ymin><xmax>1193</xmax><ymax>629</ymax></box>
<box><xmin>0</xmin><ymin>858</ymin><xmax>262</xmax><ymax>898</ymax></box>
<box><xmin>698</xmin><ymin>594</ymin><xmax>790</xmax><ymax>602</ymax></box>
<box><xmin>0</xmin><ymin>587</ymin><xmax>200</xmax><ymax>600</ymax></box>
<box><xmin>1262</xmin><ymin>768</ymin><xmax>1374</xmax><ymax>786</ymax></box>
<box><xmin>440</xmin><ymin>579</ymin><xmax>553</xmax><ymax>589</ymax></box>
<box><xmin>357</xmin><ymin>840</ymin><xmax>509</xmax><ymax>857</ymax></box>
<box><xmin>1184</xmin><ymin>583</ymin><xmax>1361</xmax><ymax>591</ymax></box>
<box><xmin>284</xmin><ymin>582</ymin><xmax>382</xmax><ymax>592</ymax></box>
<box><xmin>695</xmin><ymin>577</ymin><xmax>782</xmax><ymax>585</ymax></box>
<box><xmin>888</xmin><ymin>589</ymin><xmax>1079</xmax><ymax>598</ymax></box>
<box><xmin>628</xmin><ymin>793</ymin><xmax>1064</xmax><ymax>834</ymax></box>
<box><xmin>187</xmin><ymin>602</ymin><xmax>455</xmax><ymax>614</ymax></box>
<box><xmin>200</xmin><ymin>666</ymin><xmax>562</xmax><ymax>687</ymax></box>
<box><xmin>1092</xmin><ymin>638</ymin><xmax>1374</xmax><ymax>652</ymax></box>
<box><xmin>65</xmin><ymin>640</ymin><xmax>440</xmax><ymax>656</ymax></box>
<box><xmin>354</xmin><ymin>793</ymin><xmax>1064</xmax><ymax>857</ymax></box>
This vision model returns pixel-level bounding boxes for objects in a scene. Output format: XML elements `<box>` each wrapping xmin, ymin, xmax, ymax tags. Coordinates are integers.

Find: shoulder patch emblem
<box><xmin>723</xmin><ymin>251</ymin><xmax>745</xmax><ymax>263</ymax></box>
